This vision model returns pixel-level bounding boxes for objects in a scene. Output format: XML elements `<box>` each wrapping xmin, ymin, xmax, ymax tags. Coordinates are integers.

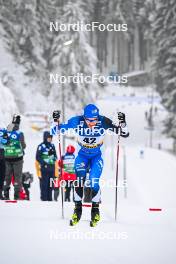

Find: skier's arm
<box><xmin>51</xmin><ymin>116</ymin><xmax>79</xmax><ymax>136</ymax></box>
<box><xmin>103</xmin><ymin>116</ymin><xmax>129</xmax><ymax>138</ymax></box>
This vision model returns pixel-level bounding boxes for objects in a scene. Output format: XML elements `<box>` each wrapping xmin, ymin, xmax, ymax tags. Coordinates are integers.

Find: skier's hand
<box><xmin>53</xmin><ymin>110</ymin><xmax>61</xmax><ymax>123</ymax></box>
<box><xmin>118</xmin><ymin>112</ymin><xmax>126</xmax><ymax>123</ymax></box>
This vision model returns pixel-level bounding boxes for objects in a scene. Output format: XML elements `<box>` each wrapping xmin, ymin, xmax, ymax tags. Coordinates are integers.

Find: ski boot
<box><xmin>70</xmin><ymin>201</ymin><xmax>82</xmax><ymax>226</ymax></box>
<box><xmin>90</xmin><ymin>202</ymin><xmax>100</xmax><ymax>227</ymax></box>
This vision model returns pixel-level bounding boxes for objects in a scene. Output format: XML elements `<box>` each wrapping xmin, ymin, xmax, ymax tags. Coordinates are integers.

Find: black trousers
<box><xmin>40</xmin><ymin>168</ymin><xmax>54</xmax><ymax>201</ymax></box>
<box><xmin>4</xmin><ymin>159</ymin><xmax>23</xmax><ymax>193</ymax></box>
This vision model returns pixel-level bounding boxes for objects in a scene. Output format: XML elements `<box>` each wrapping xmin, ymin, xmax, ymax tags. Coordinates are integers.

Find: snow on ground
<box><xmin>0</xmin><ymin>86</ymin><xmax>176</xmax><ymax>264</ymax></box>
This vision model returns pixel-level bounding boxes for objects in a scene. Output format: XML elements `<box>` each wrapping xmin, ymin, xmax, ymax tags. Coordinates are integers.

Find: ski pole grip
<box><xmin>53</xmin><ymin>110</ymin><xmax>61</xmax><ymax>122</ymax></box>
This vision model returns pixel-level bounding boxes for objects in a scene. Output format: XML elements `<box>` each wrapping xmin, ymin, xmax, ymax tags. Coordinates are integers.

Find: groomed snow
<box><xmin>0</xmin><ymin>87</ymin><xmax>176</xmax><ymax>264</ymax></box>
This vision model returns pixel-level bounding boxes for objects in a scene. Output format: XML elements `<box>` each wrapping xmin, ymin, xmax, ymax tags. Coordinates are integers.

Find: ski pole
<box><xmin>53</xmin><ymin>110</ymin><xmax>64</xmax><ymax>219</ymax></box>
<box><xmin>115</xmin><ymin>124</ymin><xmax>121</xmax><ymax>221</ymax></box>
<box><xmin>123</xmin><ymin>145</ymin><xmax>127</xmax><ymax>199</ymax></box>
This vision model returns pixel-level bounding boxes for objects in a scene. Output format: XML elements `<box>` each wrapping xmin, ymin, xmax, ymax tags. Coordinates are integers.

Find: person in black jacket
<box><xmin>36</xmin><ymin>131</ymin><xmax>57</xmax><ymax>201</ymax></box>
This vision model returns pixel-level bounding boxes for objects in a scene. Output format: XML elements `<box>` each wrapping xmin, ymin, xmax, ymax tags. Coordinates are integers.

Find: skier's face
<box><xmin>85</xmin><ymin>117</ymin><xmax>98</xmax><ymax>128</ymax></box>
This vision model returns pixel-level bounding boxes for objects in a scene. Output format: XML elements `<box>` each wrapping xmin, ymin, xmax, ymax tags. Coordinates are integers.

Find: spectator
<box><xmin>3</xmin><ymin>115</ymin><xmax>26</xmax><ymax>200</ymax></box>
<box><xmin>36</xmin><ymin>131</ymin><xmax>58</xmax><ymax>201</ymax></box>
<box><xmin>59</xmin><ymin>145</ymin><xmax>77</xmax><ymax>202</ymax></box>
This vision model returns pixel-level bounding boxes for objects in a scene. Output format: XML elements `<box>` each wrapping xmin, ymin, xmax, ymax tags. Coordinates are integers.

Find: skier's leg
<box><xmin>89</xmin><ymin>154</ymin><xmax>104</xmax><ymax>203</ymax></box>
<box><xmin>13</xmin><ymin>160</ymin><xmax>23</xmax><ymax>199</ymax></box>
<box><xmin>84</xmin><ymin>171</ymin><xmax>92</xmax><ymax>202</ymax></box>
<box><xmin>70</xmin><ymin>154</ymin><xmax>88</xmax><ymax>224</ymax></box>
<box><xmin>89</xmin><ymin>154</ymin><xmax>104</xmax><ymax>224</ymax></box>
<box><xmin>74</xmin><ymin>154</ymin><xmax>88</xmax><ymax>202</ymax></box>
<box><xmin>4</xmin><ymin>161</ymin><xmax>13</xmax><ymax>199</ymax></box>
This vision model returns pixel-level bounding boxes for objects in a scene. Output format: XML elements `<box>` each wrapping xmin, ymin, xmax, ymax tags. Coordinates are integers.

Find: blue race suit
<box><xmin>51</xmin><ymin>115</ymin><xmax>129</xmax><ymax>202</ymax></box>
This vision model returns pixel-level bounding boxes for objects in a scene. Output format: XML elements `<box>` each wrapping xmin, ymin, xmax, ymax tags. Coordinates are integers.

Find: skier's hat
<box><xmin>84</xmin><ymin>104</ymin><xmax>99</xmax><ymax>119</ymax></box>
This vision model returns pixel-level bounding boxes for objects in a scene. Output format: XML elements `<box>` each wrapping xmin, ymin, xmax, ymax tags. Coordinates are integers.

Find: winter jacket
<box><xmin>59</xmin><ymin>153</ymin><xmax>77</xmax><ymax>181</ymax></box>
<box><xmin>36</xmin><ymin>131</ymin><xmax>58</xmax><ymax>177</ymax></box>
<box><xmin>0</xmin><ymin>125</ymin><xmax>26</xmax><ymax>161</ymax></box>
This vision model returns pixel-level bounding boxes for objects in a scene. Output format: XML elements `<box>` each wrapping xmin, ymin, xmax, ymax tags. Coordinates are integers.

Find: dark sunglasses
<box><xmin>85</xmin><ymin>118</ymin><xmax>98</xmax><ymax>123</ymax></box>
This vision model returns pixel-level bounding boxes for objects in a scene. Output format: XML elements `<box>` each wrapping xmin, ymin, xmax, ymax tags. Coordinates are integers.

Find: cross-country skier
<box><xmin>51</xmin><ymin>104</ymin><xmax>129</xmax><ymax>226</ymax></box>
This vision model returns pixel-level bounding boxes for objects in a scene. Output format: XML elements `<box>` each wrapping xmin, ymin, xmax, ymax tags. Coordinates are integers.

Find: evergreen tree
<box><xmin>49</xmin><ymin>0</ymin><xmax>98</xmax><ymax>110</ymax></box>
<box><xmin>0</xmin><ymin>0</ymin><xmax>42</xmax><ymax>75</ymax></box>
<box><xmin>0</xmin><ymin>0</ymin><xmax>99</xmax><ymax>112</ymax></box>
<box><xmin>152</xmin><ymin>0</ymin><xmax>176</xmax><ymax>147</ymax></box>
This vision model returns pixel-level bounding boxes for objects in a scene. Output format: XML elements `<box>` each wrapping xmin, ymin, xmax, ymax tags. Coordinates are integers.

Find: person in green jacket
<box><xmin>3</xmin><ymin>115</ymin><xmax>26</xmax><ymax>200</ymax></box>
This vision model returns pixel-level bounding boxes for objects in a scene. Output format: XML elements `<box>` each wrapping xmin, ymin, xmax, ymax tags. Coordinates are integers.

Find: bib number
<box><xmin>83</xmin><ymin>137</ymin><xmax>96</xmax><ymax>145</ymax></box>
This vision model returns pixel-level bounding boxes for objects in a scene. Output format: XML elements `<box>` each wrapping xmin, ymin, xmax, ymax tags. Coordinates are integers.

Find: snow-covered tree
<box><xmin>49</xmin><ymin>0</ymin><xmax>98</xmax><ymax>111</ymax></box>
<box><xmin>0</xmin><ymin>0</ymin><xmax>42</xmax><ymax>75</ymax></box>
<box><xmin>0</xmin><ymin>0</ymin><xmax>99</xmax><ymax>113</ymax></box>
<box><xmin>152</xmin><ymin>0</ymin><xmax>176</xmax><ymax>148</ymax></box>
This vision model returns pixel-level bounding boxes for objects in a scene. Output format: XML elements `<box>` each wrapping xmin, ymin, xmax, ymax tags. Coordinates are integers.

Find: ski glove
<box><xmin>118</xmin><ymin>112</ymin><xmax>126</xmax><ymax>123</ymax></box>
<box><xmin>53</xmin><ymin>110</ymin><xmax>61</xmax><ymax>122</ymax></box>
